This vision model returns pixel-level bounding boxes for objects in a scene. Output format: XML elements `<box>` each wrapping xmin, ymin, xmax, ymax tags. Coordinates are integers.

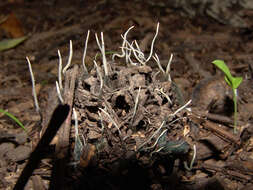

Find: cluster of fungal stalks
<box><xmin>27</xmin><ymin>23</ymin><xmax>195</xmax><ymax>171</ymax></box>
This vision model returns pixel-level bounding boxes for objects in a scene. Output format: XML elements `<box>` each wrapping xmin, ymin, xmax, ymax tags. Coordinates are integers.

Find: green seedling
<box><xmin>212</xmin><ymin>60</ymin><xmax>243</xmax><ymax>133</ymax></box>
<box><xmin>0</xmin><ymin>108</ymin><xmax>27</xmax><ymax>132</ymax></box>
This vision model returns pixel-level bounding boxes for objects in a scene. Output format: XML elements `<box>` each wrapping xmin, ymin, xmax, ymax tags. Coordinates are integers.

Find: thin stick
<box><xmin>26</xmin><ymin>57</ymin><xmax>40</xmax><ymax>113</ymax></box>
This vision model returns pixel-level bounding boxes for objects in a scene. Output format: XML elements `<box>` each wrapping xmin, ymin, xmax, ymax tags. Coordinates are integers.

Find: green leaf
<box><xmin>0</xmin><ymin>109</ymin><xmax>27</xmax><ymax>132</ymax></box>
<box><xmin>224</xmin><ymin>76</ymin><xmax>232</xmax><ymax>87</ymax></box>
<box><xmin>0</xmin><ymin>36</ymin><xmax>27</xmax><ymax>51</ymax></box>
<box><xmin>232</xmin><ymin>77</ymin><xmax>243</xmax><ymax>89</ymax></box>
<box><xmin>212</xmin><ymin>60</ymin><xmax>233</xmax><ymax>82</ymax></box>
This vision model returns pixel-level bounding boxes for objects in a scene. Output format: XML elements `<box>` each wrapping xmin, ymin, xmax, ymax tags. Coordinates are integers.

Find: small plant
<box><xmin>0</xmin><ymin>108</ymin><xmax>27</xmax><ymax>132</ymax></box>
<box><xmin>212</xmin><ymin>60</ymin><xmax>243</xmax><ymax>134</ymax></box>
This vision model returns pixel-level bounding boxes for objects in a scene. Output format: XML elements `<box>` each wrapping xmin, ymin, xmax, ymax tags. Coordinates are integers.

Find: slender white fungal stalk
<box><xmin>125</xmin><ymin>41</ymin><xmax>138</xmax><ymax>65</ymax></box>
<box><xmin>138</xmin><ymin>121</ymin><xmax>165</xmax><ymax>150</ymax></box>
<box><xmin>99</xmin><ymin>107</ymin><xmax>121</xmax><ymax>135</ymax></box>
<box><xmin>134</xmin><ymin>40</ymin><xmax>145</xmax><ymax>60</ymax></box>
<box><xmin>112</xmin><ymin>26</ymin><xmax>135</xmax><ymax>61</ymax></box>
<box><xmin>169</xmin><ymin>99</ymin><xmax>192</xmax><ymax>117</ymax></box>
<box><xmin>93</xmin><ymin>60</ymin><xmax>103</xmax><ymax>94</ymax></box>
<box><xmin>145</xmin><ymin>129</ymin><xmax>168</xmax><ymax>150</ymax></box>
<box><xmin>98</xmin><ymin>111</ymin><xmax>105</xmax><ymax>132</ymax></box>
<box><xmin>82</xmin><ymin>30</ymin><xmax>90</xmax><ymax>74</ymax></box>
<box><xmin>57</xmin><ymin>50</ymin><xmax>63</xmax><ymax>90</ymax></box>
<box><xmin>95</xmin><ymin>32</ymin><xmax>108</xmax><ymax>76</ymax></box>
<box><xmin>73</xmin><ymin>108</ymin><xmax>84</xmax><ymax>163</ymax></box>
<box><xmin>153</xmin><ymin>53</ymin><xmax>165</xmax><ymax>74</ymax></box>
<box><xmin>56</xmin><ymin>81</ymin><xmax>64</xmax><ymax>103</ymax></box>
<box><xmin>184</xmin><ymin>144</ymin><xmax>196</xmax><ymax>171</ymax></box>
<box><xmin>113</xmin><ymin>23</ymin><xmax>160</xmax><ymax>66</ymax></box>
<box><xmin>165</xmin><ymin>54</ymin><xmax>173</xmax><ymax>82</ymax></box>
<box><xmin>155</xmin><ymin>88</ymin><xmax>172</xmax><ymax>105</ymax></box>
<box><xmin>125</xmin><ymin>39</ymin><xmax>145</xmax><ymax>65</ymax></box>
<box><xmin>26</xmin><ymin>57</ymin><xmax>40</xmax><ymax>113</ymax></box>
<box><xmin>144</xmin><ymin>22</ymin><xmax>159</xmax><ymax>63</ymax></box>
<box><xmin>131</xmin><ymin>87</ymin><xmax>141</xmax><ymax>124</ymax></box>
<box><xmin>73</xmin><ymin>108</ymin><xmax>78</xmax><ymax>136</ymax></box>
<box><xmin>151</xmin><ymin>146</ymin><xmax>164</xmax><ymax>156</ymax></box>
<box><xmin>62</xmin><ymin>40</ymin><xmax>73</xmax><ymax>74</ymax></box>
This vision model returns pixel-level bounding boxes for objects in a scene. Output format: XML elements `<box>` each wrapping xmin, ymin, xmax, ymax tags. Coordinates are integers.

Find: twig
<box><xmin>203</xmin><ymin>120</ymin><xmax>240</xmax><ymax>145</ymax></box>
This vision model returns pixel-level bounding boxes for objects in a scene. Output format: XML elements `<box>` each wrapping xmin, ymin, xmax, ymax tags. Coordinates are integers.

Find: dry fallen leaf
<box><xmin>0</xmin><ymin>12</ymin><xmax>24</xmax><ymax>38</ymax></box>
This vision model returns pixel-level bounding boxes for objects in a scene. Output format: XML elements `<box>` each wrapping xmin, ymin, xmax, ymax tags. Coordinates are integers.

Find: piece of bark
<box><xmin>31</xmin><ymin>175</ymin><xmax>45</xmax><ymax>190</ymax></box>
<box><xmin>50</xmin><ymin>65</ymin><xmax>78</xmax><ymax>189</ymax></box>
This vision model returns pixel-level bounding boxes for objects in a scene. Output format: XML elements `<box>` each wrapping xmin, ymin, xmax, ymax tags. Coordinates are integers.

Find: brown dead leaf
<box><xmin>0</xmin><ymin>12</ymin><xmax>24</xmax><ymax>38</ymax></box>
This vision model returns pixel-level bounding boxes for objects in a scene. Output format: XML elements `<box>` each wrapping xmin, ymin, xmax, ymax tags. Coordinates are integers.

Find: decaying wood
<box><xmin>203</xmin><ymin>120</ymin><xmax>241</xmax><ymax>146</ymax></box>
<box><xmin>31</xmin><ymin>175</ymin><xmax>45</xmax><ymax>190</ymax></box>
<box><xmin>51</xmin><ymin>65</ymin><xmax>78</xmax><ymax>189</ymax></box>
<box><xmin>189</xmin><ymin>113</ymin><xmax>241</xmax><ymax>145</ymax></box>
<box><xmin>194</xmin><ymin>110</ymin><xmax>244</xmax><ymax>127</ymax></box>
<box><xmin>201</xmin><ymin>163</ymin><xmax>252</xmax><ymax>182</ymax></box>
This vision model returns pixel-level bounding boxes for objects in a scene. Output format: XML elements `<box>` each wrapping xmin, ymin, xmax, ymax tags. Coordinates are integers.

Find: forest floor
<box><xmin>1</xmin><ymin>0</ymin><xmax>253</xmax><ymax>189</ymax></box>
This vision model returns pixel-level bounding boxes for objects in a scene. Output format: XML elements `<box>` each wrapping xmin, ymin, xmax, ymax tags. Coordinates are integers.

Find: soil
<box><xmin>1</xmin><ymin>0</ymin><xmax>253</xmax><ymax>190</ymax></box>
